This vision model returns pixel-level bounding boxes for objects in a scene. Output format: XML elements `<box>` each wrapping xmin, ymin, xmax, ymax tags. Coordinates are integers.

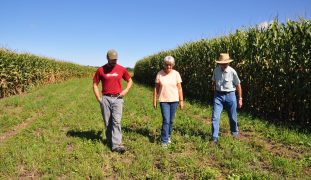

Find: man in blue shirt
<box><xmin>211</xmin><ymin>53</ymin><xmax>243</xmax><ymax>144</ymax></box>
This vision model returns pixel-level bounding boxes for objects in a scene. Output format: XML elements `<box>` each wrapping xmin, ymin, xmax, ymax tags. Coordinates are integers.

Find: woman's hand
<box><xmin>179</xmin><ymin>101</ymin><xmax>184</xmax><ymax>110</ymax></box>
<box><xmin>153</xmin><ymin>99</ymin><xmax>157</xmax><ymax>109</ymax></box>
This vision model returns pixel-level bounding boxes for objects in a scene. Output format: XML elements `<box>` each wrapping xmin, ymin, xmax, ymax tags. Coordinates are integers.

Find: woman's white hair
<box><xmin>163</xmin><ymin>55</ymin><xmax>175</xmax><ymax>66</ymax></box>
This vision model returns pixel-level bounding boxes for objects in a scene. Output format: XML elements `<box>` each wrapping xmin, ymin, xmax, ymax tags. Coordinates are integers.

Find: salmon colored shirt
<box><xmin>155</xmin><ymin>69</ymin><xmax>182</xmax><ymax>102</ymax></box>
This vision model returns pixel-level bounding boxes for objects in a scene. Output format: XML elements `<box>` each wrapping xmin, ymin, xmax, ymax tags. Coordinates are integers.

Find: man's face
<box><xmin>219</xmin><ymin>63</ymin><xmax>229</xmax><ymax>71</ymax></box>
<box><xmin>108</xmin><ymin>58</ymin><xmax>117</xmax><ymax>67</ymax></box>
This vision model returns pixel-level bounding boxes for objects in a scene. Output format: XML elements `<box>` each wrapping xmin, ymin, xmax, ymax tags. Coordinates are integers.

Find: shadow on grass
<box><xmin>123</xmin><ymin>126</ymin><xmax>160</xmax><ymax>143</ymax></box>
<box><xmin>174</xmin><ymin>126</ymin><xmax>211</xmax><ymax>141</ymax></box>
<box><xmin>66</xmin><ymin>130</ymin><xmax>107</xmax><ymax>145</ymax></box>
<box><xmin>123</xmin><ymin>125</ymin><xmax>211</xmax><ymax>143</ymax></box>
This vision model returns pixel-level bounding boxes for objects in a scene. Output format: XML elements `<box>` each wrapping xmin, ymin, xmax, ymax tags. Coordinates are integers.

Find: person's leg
<box><xmin>100</xmin><ymin>96</ymin><xmax>112</xmax><ymax>146</ymax></box>
<box><xmin>211</xmin><ymin>94</ymin><xmax>224</xmax><ymax>141</ymax></box>
<box><xmin>226</xmin><ymin>92</ymin><xmax>238</xmax><ymax>136</ymax></box>
<box><xmin>160</xmin><ymin>102</ymin><xmax>170</xmax><ymax>144</ymax></box>
<box><xmin>110</xmin><ymin>97</ymin><xmax>124</xmax><ymax>150</ymax></box>
<box><xmin>168</xmin><ymin>102</ymin><xmax>179</xmax><ymax>141</ymax></box>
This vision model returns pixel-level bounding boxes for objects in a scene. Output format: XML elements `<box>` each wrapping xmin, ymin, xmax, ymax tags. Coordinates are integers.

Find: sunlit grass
<box><xmin>0</xmin><ymin>78</ymin><xmax>310</xmax><ymax>179</ymax></box>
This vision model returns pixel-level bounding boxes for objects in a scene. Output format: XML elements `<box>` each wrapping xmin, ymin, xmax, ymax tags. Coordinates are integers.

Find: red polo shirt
<box><xmin>93</xmin><ymin>64</ymin><xmax>131</xmax><ymax>95</ymax></box>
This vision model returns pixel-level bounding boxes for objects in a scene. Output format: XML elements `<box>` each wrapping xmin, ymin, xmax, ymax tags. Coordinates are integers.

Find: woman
<box><xmin>154</xmin><ymin>55</ymin><xmax>184</xmax><ymax>147</ymax></box>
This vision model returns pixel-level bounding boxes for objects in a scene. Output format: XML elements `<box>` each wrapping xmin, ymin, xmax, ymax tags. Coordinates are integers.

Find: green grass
<box><xmin>0</xmin><ymin>78</ymin><xmax>310</xmax><ymax>179</ymax></box>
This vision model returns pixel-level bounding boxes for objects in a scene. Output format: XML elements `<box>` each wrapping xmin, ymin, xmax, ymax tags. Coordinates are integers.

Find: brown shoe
<box><xmin>209</xmin><ymin>138</ymin><xmax>218</xmax><ymax>145</ymax></box>
<box><xmin>112</xmin><ymin>146</ymin><xmax>126</xmax><ymax>154</ymax></box>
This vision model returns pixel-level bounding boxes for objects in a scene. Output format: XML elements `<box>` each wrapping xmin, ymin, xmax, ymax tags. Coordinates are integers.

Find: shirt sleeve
<box><xmin>122</xmin><ymin>69</ymin><xmax>131</xmax><ymax>81</ymax></box>
<box><xmin>176</xmin><ymin>71</ymin><xmax>182</xmax><ymax>83</ymax></box>
<box><xmin>232</xmin><ymin>70</ymin><xmax>241</xmax><ymax>86</ymax></box>
<box><xmin>155</xmin><ymin>72</ymin><xmax>160</xmax><ymax>83</ymax></box>
<box><xmin>93</xmin><ymin>68</ymin><xmax>101</xmax><ymax>84</ymax></box>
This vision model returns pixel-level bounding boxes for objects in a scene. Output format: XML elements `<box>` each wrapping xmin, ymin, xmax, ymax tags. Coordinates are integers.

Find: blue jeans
<box><xmin>211</xmin><ymin>91</ymin><xmax>238</xmax><ymax>140</ymax></box>
<box><xmin>160</xmin><ymin>102</ymin><xmax>179</xmax><ymax>144</ymax></box>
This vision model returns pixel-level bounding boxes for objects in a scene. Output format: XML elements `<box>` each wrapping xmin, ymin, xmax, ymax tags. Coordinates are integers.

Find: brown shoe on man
<box><xmin>209</xmin><ymin>138</ymin><xmax>218</xmax><ymax>145</ymax></box>
<box><xmin>112</xmin><ymin>146</ymin><xmax>126</xmax><ymax>154</ymax></box>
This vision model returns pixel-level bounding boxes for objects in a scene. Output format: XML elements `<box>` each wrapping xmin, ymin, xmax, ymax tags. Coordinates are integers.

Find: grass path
<box><xmin>0</xmin><ymin>78</ymin><xmax>310</xmax><ymax>179</ymax></box>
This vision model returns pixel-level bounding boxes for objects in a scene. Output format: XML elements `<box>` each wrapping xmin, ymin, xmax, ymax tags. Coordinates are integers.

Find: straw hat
<box><xmin>215</xmin><ymin>53</ymin><xmax>233</xmax><ymax>64</ymax></box>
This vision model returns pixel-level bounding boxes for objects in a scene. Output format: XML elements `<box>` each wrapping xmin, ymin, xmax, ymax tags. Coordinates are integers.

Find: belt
<box><xmin>103</xmin><ymin>93</ymin><xmax>120</xmax><ymax>97</ymax></box>
<box><xmin>216</xmin><ymin>91</ymin><xmax>234</xmax><ymax>95</ymax></box>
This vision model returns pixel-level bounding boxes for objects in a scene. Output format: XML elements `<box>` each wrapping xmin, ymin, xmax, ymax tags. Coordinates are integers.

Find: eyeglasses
<box><xmin>164</xmin><ymin>63</ymin><xmax>173</xmax><ymax>66</ymax></box>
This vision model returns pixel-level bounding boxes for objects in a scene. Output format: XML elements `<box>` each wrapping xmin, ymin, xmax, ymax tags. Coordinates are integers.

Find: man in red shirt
<box><xmin>93</xmin><ymin>49</ymin><xmax>133</xmax><ymax>153</ymax></box>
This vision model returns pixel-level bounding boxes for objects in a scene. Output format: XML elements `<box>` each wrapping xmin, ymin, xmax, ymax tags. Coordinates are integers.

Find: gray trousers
<box><xmin>100</xmin><ymin>96</ymin><xmax>124</xmax><ymax>149</ymax></box>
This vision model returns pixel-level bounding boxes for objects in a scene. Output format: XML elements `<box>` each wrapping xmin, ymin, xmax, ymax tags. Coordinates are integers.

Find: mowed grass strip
<box><xmin>0</xmin><ymin>78</ymin><xmax>310</xmax><ymax>179</ymax></box>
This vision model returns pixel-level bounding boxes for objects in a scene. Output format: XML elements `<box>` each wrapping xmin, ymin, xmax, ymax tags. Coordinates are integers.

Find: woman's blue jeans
<box><xmin>211</xmin><ymin>91</ymin><xmax>238</xmax><ymax>140</ymax></box>
<box><xmin>160</xmin><ymin>102</ymin><xmax>179</xmax><ymax>144</ymax></box>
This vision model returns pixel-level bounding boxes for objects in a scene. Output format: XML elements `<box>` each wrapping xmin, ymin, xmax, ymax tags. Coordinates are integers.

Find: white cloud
<box><xmin>257</xmin><ymin>21</ymin><xmax>270</xmax><ymax>29</ymax></box>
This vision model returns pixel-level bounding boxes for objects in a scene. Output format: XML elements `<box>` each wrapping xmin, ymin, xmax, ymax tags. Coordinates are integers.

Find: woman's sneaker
<box><xmin>168</xmin><ymin>137</ymin><xmax>172</xmax><ymax>144</ymax></box>
<box><xmin>161</xmin><ymin>143</ymin><xmax>168</xmax><ymax>148</ymax></box>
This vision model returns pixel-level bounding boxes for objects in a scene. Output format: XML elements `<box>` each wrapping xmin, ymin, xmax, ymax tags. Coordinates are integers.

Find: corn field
<box><xmin>134</xmin><ymin>19</ymin><xmax>311</xmax><ymax>127</ymax></box>
<box><xmin>0</xmin><ymin>48</ymin><xmax>96</xmax><ymax>98</ymax></box>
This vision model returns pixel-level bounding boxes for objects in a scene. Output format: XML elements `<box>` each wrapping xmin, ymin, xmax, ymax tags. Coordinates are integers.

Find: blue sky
<box><xmin>1</xmin><ymin>0</ymin><xmax>310</xmax><ymax>68</ymax></box>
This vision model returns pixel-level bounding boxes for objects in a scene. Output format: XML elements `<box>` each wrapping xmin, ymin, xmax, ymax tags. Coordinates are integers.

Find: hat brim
<box><xmin>215</xmin><ymin>59</ymin><xmax>233</xmax><ymax>64</ymax></box>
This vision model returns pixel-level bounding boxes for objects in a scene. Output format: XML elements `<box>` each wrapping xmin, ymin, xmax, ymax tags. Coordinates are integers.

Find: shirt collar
<box><xmin>218</xmin><ymin>65</ymin><xmax>229</xmax><ymax>72</ymax></box>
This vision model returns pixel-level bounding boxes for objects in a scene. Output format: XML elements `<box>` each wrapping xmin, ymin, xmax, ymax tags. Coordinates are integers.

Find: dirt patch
<box><xmin>33</xmin><ymin>128</ymin><xmax>43</xmax><ymax>137</ymax></box>
<box><xmin>0</xmin><ymin>105</ymin><xmax>23</xmax><ymax>117</ymax></box>
<box><xmin>305</xmin><ymin>167</ymin><xmax>311</xmax><ymax>177</ymax></box>
<box><xmin>173</xmin><ymin>172</ymin><xmax>188</xmax><ymax>179</ymax></box>
<box><xmin>66</xmin><ymin>144</ymin><xmax>74</xmax><ymax>153</ymax></box>
<box><xmin>0</xmin><ymin>112</ymin><xmax>43</xmax><ymax>143</ymax></box>
<box><xmin>0</xmin><ymin>119</ymin><xmax>34</xmax><ymax>143</ymax></box>
<box><xmin>238</xmin><ymin>131</ymin><xmax>310</xmax><ymax>161</ymax></box>
<box><xmin>17</xmin><ymin>164</ymin><xmax>42</xmax><ymax>179</ymax></box>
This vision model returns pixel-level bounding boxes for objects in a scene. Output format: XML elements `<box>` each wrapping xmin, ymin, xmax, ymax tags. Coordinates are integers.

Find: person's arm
<box><xmin>212</xmin><ymin>81</ymin><xmax>216</xmax><ymax>94</ymax></box>
<box><xmin>120</xmin><ymin>78</ymin><xmax>133</xmax><ymax>97</ymax></box>
<box><xmin>177</xmin><ymin>83</ymin><xmax>184</xmax><ymax>110</ymax></box>
<box><xmin>211</xmin><ymin>69</ymin><xmax>216</xmax><ymax>95</ymax></box>
<box><xmin>154</xmin><ymin>83</ymin><xmax>160</xmax><ymax>109</ymax></box>
<box><xmin>236</xmin><ymin>84</ymin><xmax>242</xmax><ymax>108</ymax></box>
<box><xmin>93</xmin><ymin>82</ymin><xmax>101</xmax><ymax>103</ymax></box>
